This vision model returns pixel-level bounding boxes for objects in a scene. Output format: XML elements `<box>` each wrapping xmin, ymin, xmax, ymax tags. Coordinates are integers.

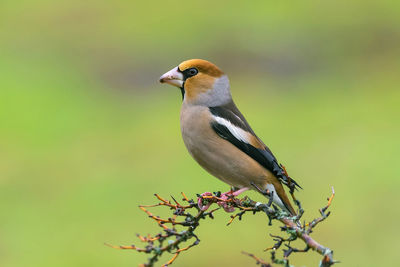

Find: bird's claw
<box><xmin>217</xmin><ymin>192</ymin><xmax>236</xmax><ymax>212</ymax></box>
<box><xmin>197</xmin><ymin>192</ymin><xmax>213</xmax><ymax>211</ymax></box>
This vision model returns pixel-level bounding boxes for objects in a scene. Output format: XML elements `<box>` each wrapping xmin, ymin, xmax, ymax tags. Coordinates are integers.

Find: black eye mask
<box><xmin>177</xmin><ymin>67</ymin><xmax>199</xmax><ymax>100</ymax></box>
<box><xmin>181</xmin><ymin>67</ymin><xmax>199</xmax><ymax>80</ymax></box>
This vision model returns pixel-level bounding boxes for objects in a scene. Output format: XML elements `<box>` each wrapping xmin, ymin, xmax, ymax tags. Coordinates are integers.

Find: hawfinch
<box><xmin>159</xmin><ymin>59</ymin><xmax>301</xmax><ymax>215</ymax></box>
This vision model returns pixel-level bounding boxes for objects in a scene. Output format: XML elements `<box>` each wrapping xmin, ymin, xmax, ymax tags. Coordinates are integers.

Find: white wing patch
<box><xmin>266</xmin><ymin>184</ymin><xmax>285</xmax><ymax>210</ymax></box>
<box><xmin>213</xmin><ymin>116</ymin><xmax>250</xmax><ymax>143</ymax></box>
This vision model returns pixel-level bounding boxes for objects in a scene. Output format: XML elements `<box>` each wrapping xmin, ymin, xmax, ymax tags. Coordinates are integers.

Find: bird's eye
<box><xmin>185</xmin><ymin>68</ymin><xmax>198</xmax><ymax>78</ymax></box>
<box><xmin>189</xmin><ymin>68</ymin><xmax>198</xmax><ymax>76</ymax></box>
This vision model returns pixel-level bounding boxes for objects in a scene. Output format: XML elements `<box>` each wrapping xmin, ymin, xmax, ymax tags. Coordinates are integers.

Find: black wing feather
<box><xmin>210</xmin><ymin>107</ymin><xmax>302</xmax><ymax>192</ymax></box>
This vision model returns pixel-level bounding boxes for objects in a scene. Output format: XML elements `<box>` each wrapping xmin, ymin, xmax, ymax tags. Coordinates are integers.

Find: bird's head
<box><xmin>159</xmin><ymin>59</ymin><xmax>231</xmax><ymax>106</ymax></box>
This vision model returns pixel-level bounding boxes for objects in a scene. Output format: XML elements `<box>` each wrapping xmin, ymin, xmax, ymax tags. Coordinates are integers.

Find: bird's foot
<box><xmin>197</xmin><ymin>188</ymin><xmax>250</xmax><ymax>212</ymax></box>
<box><xmin>217</xmin><ymin>187</ymin><xmax>249</xmax><ymax>212</ymax></box>
<box><xmin>197</xmin><ymin>191</ymin><xmax>235</xmax><ymax>212</ymax></box>
<box><xmin>197</xmin><ymin>192</ymin><xmax>213</xmax><ymax>211</ymax></box>
<box><xmin>216</xmin><ymin>192</ymin><xmax>236</xmax><ymax>212</ymax></box>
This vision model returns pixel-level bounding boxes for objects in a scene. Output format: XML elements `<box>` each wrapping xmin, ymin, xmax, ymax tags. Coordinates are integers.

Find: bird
<box><xmin>159</xmin><ymin>59</ymin><xmax>301</xmax><ymax>215</ymax></box>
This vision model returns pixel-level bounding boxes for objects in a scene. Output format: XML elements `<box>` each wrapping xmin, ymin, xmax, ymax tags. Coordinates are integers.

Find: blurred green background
<box><xmin>1</xmin><ymin>0</ymin><xmax>399</xmax><ymax>266</ymax></box>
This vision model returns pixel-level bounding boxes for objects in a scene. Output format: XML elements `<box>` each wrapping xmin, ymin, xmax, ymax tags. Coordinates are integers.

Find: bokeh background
<box><xmin>1</xmin><ymin>0</ymin><xmax>399</xmax><ymax>266</ymax></box>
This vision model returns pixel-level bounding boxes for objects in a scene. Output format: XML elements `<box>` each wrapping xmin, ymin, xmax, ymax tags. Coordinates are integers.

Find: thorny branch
<box><xmin>106</xmin><ymin>188</ymin><xmax>337</xmax><ymax>267</ymax></box>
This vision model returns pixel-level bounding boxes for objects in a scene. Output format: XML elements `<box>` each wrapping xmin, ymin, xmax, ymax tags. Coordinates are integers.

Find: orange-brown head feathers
<box><xmin>178</xmin><ymin>59</ymin><xmax>224</xmax><ymax>78</ymax></box>
<box><xmin>160</xmin><ymin>59</ymin><xmax>231</xmax><ymax>106</ymax></box>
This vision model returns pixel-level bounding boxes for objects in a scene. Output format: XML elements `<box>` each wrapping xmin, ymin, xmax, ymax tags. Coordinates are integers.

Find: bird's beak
<box><xmin>159</xmin><ymin>67</ymin><xmax>184</xmax><ymax>88</ymax></box>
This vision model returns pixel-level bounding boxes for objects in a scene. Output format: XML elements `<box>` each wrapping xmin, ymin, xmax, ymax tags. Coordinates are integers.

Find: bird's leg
<box><xmin>230</xmin><ymin>187</ymin><xmax>250</xmax><ymax>196</ymax></box>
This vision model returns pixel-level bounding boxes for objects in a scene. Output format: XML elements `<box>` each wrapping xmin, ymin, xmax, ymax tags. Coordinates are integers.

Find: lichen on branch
<box><xmin>106</xmin><ymin>188</ymin><xmax>337</xmax><ymax>267</ymax></box>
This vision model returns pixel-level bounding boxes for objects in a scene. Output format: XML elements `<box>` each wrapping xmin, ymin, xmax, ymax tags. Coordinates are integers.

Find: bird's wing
<box><xmin>209</xmin><ymin>103</ymin><xmax>301</xmax><ymax>192</ymax></box>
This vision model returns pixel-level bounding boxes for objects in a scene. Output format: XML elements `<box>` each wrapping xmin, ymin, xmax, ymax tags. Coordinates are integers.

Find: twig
<box><xmin>107</xmin><ymin>187</ymin><xmax>337</xmax><ymax>266</ymax></box>
<box><xmin>242</xmin><ymin>251</ymin><xmax>272</xmax><ymax>267</ymax></box>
